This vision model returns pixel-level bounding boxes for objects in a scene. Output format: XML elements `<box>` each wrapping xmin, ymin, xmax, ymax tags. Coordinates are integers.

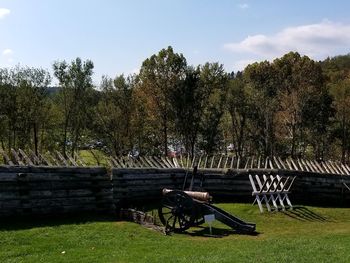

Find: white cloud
<box><xmin>2</xmin><ymin>49</ymin><xmax>13</xmax><ymax>56</ymax></box>
<box><xmin>233</xmin><ymin>59</ymin><xmax>256</xmax><ymax>71</ymax></box>
<box><xmin>224</xmin><ymin>20</ymin><xmax>350</xmax><ymax>60</ymax></box>
<box><xmin>238</xmin><ymin>3</ymin><xmax>249</xmax><ymax>9</ymax></box>
<box><xmin>0</xmin><ymin>8</ymin><xmax>10</xmax><ymax>19</ymax></box>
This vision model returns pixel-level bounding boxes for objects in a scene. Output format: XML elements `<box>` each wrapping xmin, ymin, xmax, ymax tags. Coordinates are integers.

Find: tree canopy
<box><xmin>1</xmin><ymin>50</ymin><xmax>350</xmax><ymax>162</ymax></box>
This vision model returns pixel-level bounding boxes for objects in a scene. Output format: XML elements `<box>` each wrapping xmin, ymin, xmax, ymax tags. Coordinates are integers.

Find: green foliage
<box><xmin>198</xmin><ymin>63</ymin><xmax>229</xmax><ymax>154</ymax></box>
<box><xmin>232</xmin><ymin>52</ymin><xmax>335</xmax><ymax>159</ymax></box>
<box><xmin>1</xmin><ymin>49</ymin><xmax>350</xmax><ymax>161</ymax></box>
<box><xmin>243</xmin><ymin>61</ymin><xmax>278</xmax><ymax>156</ymax></box>
<box><xmin>53</xmin><ymin>57</ymin><xmax>94</xmax><ymax>157</ymax></box>
<box><xmin>328</xmin><ymin>77</ymin><xmax>350</xmax><ymax>162</ymax></box>
<box><xmin>171</xmin><ymin>66</ymin><xmax>203</xmax><ymax>156</ymax></box>
<box><xmin>93</xmin><ymin>75</ymin><xmax>135</xmax><ymax>155</ymax></box>
<box><xmin>226</xmin><ymin>73</ymin><xmax>250</xmax><ymax>157</ymax></box>
<box><xmin>273</xmin><ymin>52</ymin><xmax>333</xmax><ymax>158</ymax></box>
<box><xmin>321</xmin><ymin>53</ymin><xmax>350</xmax><ymax>80</ymax></box>
<box><xmin>138</xmin><ymin>46</ymin><xmax>187</xmax><ymax>156</ymax></box>
<box><xmin>0</xmin><ymin>66</ymin><xmax>51</xmax><ymax>153</ymax></box>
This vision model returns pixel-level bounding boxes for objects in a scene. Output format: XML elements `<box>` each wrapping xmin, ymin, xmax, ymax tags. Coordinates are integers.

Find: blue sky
<box><xmin>1</xmin><ymin>0</ymin><xmax>350</xmax><ymax>85</ymax></box>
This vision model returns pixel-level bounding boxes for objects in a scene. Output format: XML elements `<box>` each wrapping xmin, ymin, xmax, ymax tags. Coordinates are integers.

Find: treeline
<box><xmin>1</xmin><ymin>47</ymin><xmax>350</xmax><ymax>162</ymax></box>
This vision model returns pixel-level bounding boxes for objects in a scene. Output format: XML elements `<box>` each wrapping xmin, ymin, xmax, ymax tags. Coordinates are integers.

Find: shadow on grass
<box><xmin>183</xmin><ymin>225</ymin><xmax>259</xmax><ymax>238</ymax></box>
<box><xmin>0</xmin><ymin>213</ymin><xmax>118</xmax><ymax>231</ymax></box>
<box><xmin>282</xmin><ymin>206</ymin><xmax>328</xmax><ymax>222</ymax></box>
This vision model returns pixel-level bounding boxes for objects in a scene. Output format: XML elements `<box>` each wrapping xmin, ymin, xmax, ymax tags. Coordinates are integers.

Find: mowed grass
<box><xmin>78</xmin><ymin>150</ymin><xmax>110</xmax><ymax>167</ymax></box>
<box><xmin>0</xmin><ymin>204</ymin><xmax>350</xmax><ymax>263</ymax></box>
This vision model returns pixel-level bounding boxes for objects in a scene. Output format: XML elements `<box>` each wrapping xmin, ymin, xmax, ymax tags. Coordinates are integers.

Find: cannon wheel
<box><xmin>193</xmin><ymin>214</ymin><xmax>205</xmax><ymax>226</ymax></box>
<box><xmin>158</xmin><ymin>190</ymin><xmax>195</xmax><ymax>233</ymax></box>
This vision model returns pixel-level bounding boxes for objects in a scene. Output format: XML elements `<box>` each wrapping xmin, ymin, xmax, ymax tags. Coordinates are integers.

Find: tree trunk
<box><xmin>40</xmin><ymin>122</ymin><xmax>45</xmax><ymax>153</ymax></box>
<box><xmin>1</xmin><ymin>138</ymin><xmax>4</xmax><ymax>150</ymax></box>
<box><xmin>163</xmin><ymin>115</ymin><xmax>168</xmax><ymax>157</ymax></box>
<box><xmin>291</xmin><ymin>123</ymin><xmax>296</xmax><ymax>158</ymax></box>
<box><xmin>238</xmin><ymin>115</ymin><xmax>246</xmax><ymax>158</ymax></box>
<box><xmin>264</xmin><ymin>111</ymin><xmax>269</xmax><ymax>157</ymax></box>
<box><xmin>12</xmin><ymin>129</ymin><xmax>16</xmax><ymax>150</ymax></box>
<box><xmin>71</xmin><ymin>127</ymin><xmax>79</xmax><ymax>158</ymax></box>
<box><xmin>33</xmin><ymin>123</ymin><xmax>39</xmax><ymax>156</ymax></box>
<box><xmin>190</xmin><ymin>138</ymin><xmax>195</xmax><ymax>158</ymax></box>
<box><xmin>8</xmin><ymin>129</ymin><xmax>11</xmax><ymax>151</ymax></box>
<box><xmin>63</xmin><ymin>118</ymin><xmax>68</xmax><ymax>158</ymax></box>
<box><xmin>341</xmin><ymin>115</ymin><xmax>346</xmax><ymax>163</ymax></box>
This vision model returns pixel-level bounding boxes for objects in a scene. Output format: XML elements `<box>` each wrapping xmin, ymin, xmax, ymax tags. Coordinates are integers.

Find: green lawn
<box><xmin>78</xmin><ymin>150</ymin><xmax>110</xmax><ymax>167</ymax></box>
<box><xmin>1</xmin><ymin>204</ymin><xmax>349</xmax><ymax>263</ymax></box>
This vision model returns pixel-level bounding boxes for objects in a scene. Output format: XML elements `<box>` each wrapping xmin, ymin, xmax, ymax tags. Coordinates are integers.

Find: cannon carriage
<box><xmin>158</xmin><ymin>167</ymin><xmax>256</xmax><ymax>234</ymax></box>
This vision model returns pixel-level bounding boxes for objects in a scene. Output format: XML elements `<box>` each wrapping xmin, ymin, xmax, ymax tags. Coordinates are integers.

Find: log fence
<box><xmin>0</xmin><ymin>148</ymin><xmax>349</xmax><ymax>218</ymax></box>
<box><xmin>2</xmin><ymin>149</ymin><xmax>350</xmax><ymax>177</ymax></box>
<box><xmin>111</xmin><ymin>168</ymin><xmax>350</xmax><ymax>208</ymax></box>
<box><xmin>0</xmin><ymin>166</ymin><xmax>114</xmax><ymax>217</ymax></box>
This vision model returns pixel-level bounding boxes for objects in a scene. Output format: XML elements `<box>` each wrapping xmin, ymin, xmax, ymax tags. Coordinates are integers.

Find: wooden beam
<box><xmin>11</xmin><ymin>149</ymin><xmax>24</xmax><ymax>165</ymax></box>
<box><xmin>18</xmin><ymin>149</ymin><xmax>34</xmax><ymax>166</ymax></box>
<box><xmin>0</xmin><ymin>149</ymin><xmax>14</xmax><ymax>165</ymax></box>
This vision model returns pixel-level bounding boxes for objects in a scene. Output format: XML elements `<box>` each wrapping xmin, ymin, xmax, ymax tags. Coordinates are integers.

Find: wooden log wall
<box><xmin>112</xmin><ymin>168</ymin><xmax>186</xmax><ymax>205</ymax></box>
<box><xmin>196</xmin><ymin>169</ymin><xmax>255</xmax><ymax>200</ymax></box>
<box><xmin>288</xmin><ymin>171</ymin><xmax>350</xmax><ymax>205</ymax></box>
<box><xmin>111</xmin><ymin>168</ymin><xmax>350</xmax><ymax>206</ymax></box>
<box><xmin>0</xmin><ymin>166</ymin><xmax>114</xmax><ymax>217</ymax></box>
<box><xmin>1</xmin><ymin>166</ymin><xmax>349</xmax><ymax>218</ymax></box>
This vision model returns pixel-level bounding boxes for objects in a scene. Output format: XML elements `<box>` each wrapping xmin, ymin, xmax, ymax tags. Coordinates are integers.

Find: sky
<box><xmin>1</xmin><ymin>0</ymin><xmax>350</xmax><ymax>85</ymax></box>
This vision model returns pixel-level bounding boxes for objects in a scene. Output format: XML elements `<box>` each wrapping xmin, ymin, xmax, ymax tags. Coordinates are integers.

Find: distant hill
<box><xmin>321</xmin><ymin>53</ymin><xmax>350</xmax><ymax>72</ymax></box>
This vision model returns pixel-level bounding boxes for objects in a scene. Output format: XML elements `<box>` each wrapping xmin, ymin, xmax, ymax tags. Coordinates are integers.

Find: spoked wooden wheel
<box><xmin>193</xmin><ymin>215</ymin><xmax>205</xmax><ymax>226</ymax></box>
<box><xmin>158</xmin><ymin>190</ymin><xmax>195</xmax><ymax>233</ymax></box>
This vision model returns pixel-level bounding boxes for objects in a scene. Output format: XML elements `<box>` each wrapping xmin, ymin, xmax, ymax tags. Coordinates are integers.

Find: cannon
<box><xmin>158</xmin><ymin>167</ymin><xmax>256</xmax><ymax>234</ymax></box>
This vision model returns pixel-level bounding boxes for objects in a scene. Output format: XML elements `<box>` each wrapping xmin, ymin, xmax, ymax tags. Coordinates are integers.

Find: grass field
<box><xmin>0</xmin><ymin>203</ymin><xmax>349</xmax><ymax>263</ymax></box>
<box><xmin>78</xmin><ymin>150</ymin><xmax>110</xmax><ymax>167</ymax></box>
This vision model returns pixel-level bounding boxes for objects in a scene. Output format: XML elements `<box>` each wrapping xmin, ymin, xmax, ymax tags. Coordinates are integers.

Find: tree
<box><xmin>0</xmin><ymin>66</ymin><xmax>51</xmax><ymax>154</ymax></box>
<box><xmin>53</xmin><ymin>58</ymin><xmax>94</xmax><ymax>157</ymax></box>
<box><xmin>300</xmin><ymin>85</ymin><xmax>333</xmax><ymax>160</ymax></box>
<box><xmin>17</xmin><ymin>68</ymin><xmax>51</xmax><ymax>155</ymax></box>
<box><xmin>226</xmin><ymin>72</ymin><xmax>250</xmax><ymax>158</ymax></box>
<box><xmin>244</xmin><ymin>61</ymin><xmax>278</xmax><ymax>157</ymax></box>
<box><xmin>273</xmin><ymin>52</ymin><xmax>324</xmax><ymax>157</ymax></box>
<box><xmin>273</xmin><ymin>52</ymin><xmax>333</xmax><ymax>159</ymax></box>
<box><xmin>329</xmin><ymin>77</ymin><xmax>350</xmax><ymax>162</ymax></box>
<box><xmin>199</xmin><ymin>63</ymin><xmax>229</xmax><ymax>154</ymax></box>
<box><xmin>138</xmin><ymin>46</ymin><xmax>187</xmax><ymax>156</ymax></box>
<box><xmin>132</xmin><ymin>83</ymin><xmax>157</xmax><ymax>155</ymax></box>
<box><xmin>94</xmin><ymin>75</ymin><xmax>135</xmax><ymax>155</ymax></box>
<box><xmin>171</xmin><ymin>66</ymin><xmax>203</xmax><ymax>156</ymax></box>
<box><xmin>0</xmin><ymin>68</ymin><xmax>16</xmax><ymax>150</ymax></box>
